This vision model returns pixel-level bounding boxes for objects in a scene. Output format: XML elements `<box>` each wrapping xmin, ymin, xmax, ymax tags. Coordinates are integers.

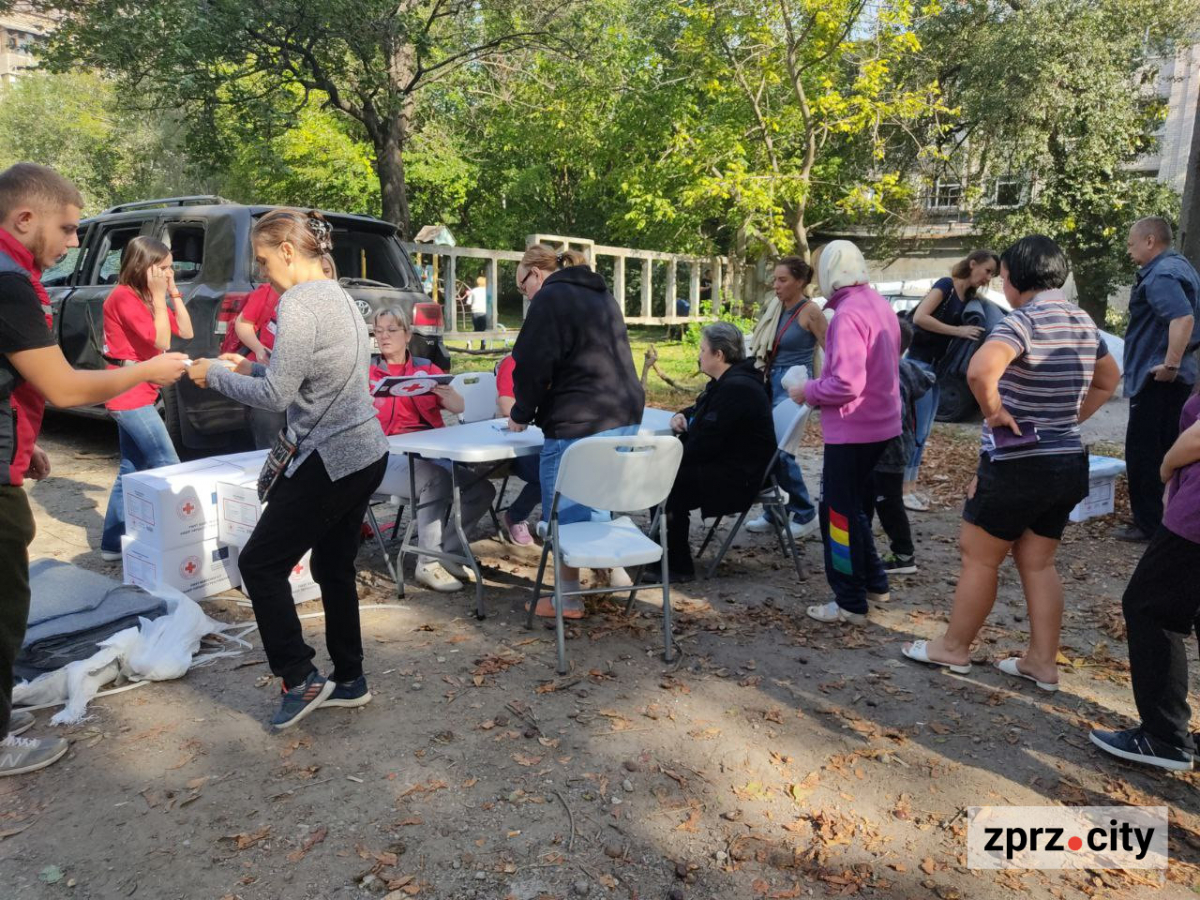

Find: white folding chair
<box><xmin>525</xmin><ymin>436</ymin><xmax>683</xmax><ymax>674</ymax></box>
<box><xmin>450</xmin><ymin>371</ymin><xmax>498</xmax><ymax>424</ymax></box>
<box><xmin>696</xmin><ymin>401</ymin><xmax>811</xmax><ymax>581</ymax></box>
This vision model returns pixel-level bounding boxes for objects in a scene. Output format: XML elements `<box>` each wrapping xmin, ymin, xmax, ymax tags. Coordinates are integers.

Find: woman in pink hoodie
<box><xmin>789</xmin><ymin>241</ymin><xmax>901</xmax><ymax>624</ymax></box>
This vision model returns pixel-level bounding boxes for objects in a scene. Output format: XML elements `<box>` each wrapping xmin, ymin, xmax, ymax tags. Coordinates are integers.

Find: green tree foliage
<box><xmin>915</xmin><ymin>0</ymin><xmax>1198</xmax><ymax>319</ymax></box>
<box><xmin>36</xmin><ymin>0</ymin><xmax>581</xmax><ymax>237</ymax></box>
<box><xmin>0</xmin><ymin>71</ymin><xmax>199</xmax><ymax>212</ymax></box>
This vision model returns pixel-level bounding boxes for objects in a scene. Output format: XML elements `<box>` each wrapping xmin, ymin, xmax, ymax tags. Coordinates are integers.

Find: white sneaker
<box><xmin>100</xmin><ymin>549</ymin><xmax>122</xmax><ymax>563</ymax></box>
<box><xmin>415</xmin><ymin>563</ymin><xmax>463</xmax><ymax>593</ymax></box>
<box><xmin>903</xmin><ymin>493</ymin><xmax>930</xmax><ymax>512</ymax></box>
<box><xmin>440</xmin><ymin>559</ymin><xmax>473</xmax><ymax>581</ymax></box>
<box><xmin>0</xmin><ymin>734</ymin><xmax>69</xmax><ymax>776</ymax></box>
<box><xmin>745</xmin><ymin>514</ymin><xmax>773</xmax><ymax>534</ymax></box>
<box><xmin>805</xmin><ymin>600</ymin><xmax>867</xmax><ymax>625</ymax></box>
<box><xmin>7</xmin><ymin>710</ymin><xmax>34</xmax><ymax>736</ymax></box>
<box><xmin>791</xmin><ymin>518</ymin><xmax>819</xmax><ymax>540</ymax></box>
<box><xmin>607</xmin><ymin>567</ymin><xmax>633</xmax><ymax>589</ymax></box>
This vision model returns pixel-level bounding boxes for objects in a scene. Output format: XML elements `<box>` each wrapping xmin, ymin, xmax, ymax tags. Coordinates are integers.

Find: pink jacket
<box><xmin>804</xmin><ymin>283</ymin><xmax>901</xmax><ymax>445</ymax></box>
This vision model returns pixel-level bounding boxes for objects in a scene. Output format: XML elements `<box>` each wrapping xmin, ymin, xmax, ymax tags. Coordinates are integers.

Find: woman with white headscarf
<box><xmin>788</xmin><ymin>241</ymin><xmax>901</xmax><ymax>625</ymax></box>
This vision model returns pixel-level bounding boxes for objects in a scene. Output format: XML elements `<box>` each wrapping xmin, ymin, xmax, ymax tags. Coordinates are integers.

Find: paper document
<box><xmin>372</xmin><ymin>372</ymin><xmax>455</xmax><ymax>398</ymax></box>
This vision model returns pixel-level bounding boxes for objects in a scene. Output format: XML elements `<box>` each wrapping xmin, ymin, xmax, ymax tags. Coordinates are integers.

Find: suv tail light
<box><xmin>412</xmin><ymin>301</ymin><xmax>444</xmax><ymax>337</ymax></box>
<box><xmin>217</xmin><ymin>291</ymin><xmax>251</xmax><ymax>354</ymax></box>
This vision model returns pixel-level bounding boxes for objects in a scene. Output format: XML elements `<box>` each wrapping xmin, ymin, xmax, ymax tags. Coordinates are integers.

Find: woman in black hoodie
<box><xmin>507</xmin><ymin>244</ymin><xmax>646</xmax><ymax>617</ymax></box>
<box><xmin>666</xmin><ymin>322</ymin><xmax>776</xmax><ymax>578</ymax></box>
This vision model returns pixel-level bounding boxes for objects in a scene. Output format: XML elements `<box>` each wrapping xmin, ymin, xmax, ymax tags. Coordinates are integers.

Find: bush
<box><xmin>682</xmin><ymin>302</ymin><xmax>758</xmax><ymax>348</ymax></box>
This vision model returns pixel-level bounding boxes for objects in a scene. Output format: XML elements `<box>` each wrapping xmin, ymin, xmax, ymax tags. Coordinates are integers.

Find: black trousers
<box><xmin>820</xmin><ymin>441</ymin><xmax>890</xmax><ymax>613</ymax></box>
<box><xmin>239</xmin><ymin>451</ymin><xmax>387</xmax><ymax>688</ymax></box>
<box><xmin>872</xmin><ymin>470</ymin><xmax>913</xmax><ymax>558</ymax></box>
<box><xmin>1122</xmin><ymin>526</ymin><xmax>1200</xmax><ymax>751</ymax></box>
<box><xmin>0</xmin><ymin>486</ymin><xmax>34</xmax><ymax>737</ymax></box>
<box><xmin>665</xmin><ymin>466</ymin><xmax>707</xmax><ymax>575</ymax></box>
<box><xmin>1126</xmin><ymin>380</ymin><xmax>1191</xmax><ymax>536</ymax></box>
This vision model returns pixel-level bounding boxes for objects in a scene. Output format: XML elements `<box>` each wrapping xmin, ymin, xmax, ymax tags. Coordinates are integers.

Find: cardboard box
<box><xmin>216</xmin><ymin>472</ymin><xmax>262</xmax><ymax>549</ymax></box>
<box><xmin>122</xmin><ymin>460</ymin><xmax>245</xmax><ymax>551</ymax></box>
<box><xmin>236</xmin><ymin>550</ymin><xmax>321</xmax><ymax>607</ymax></box>
<box><xmin>1069</xmin><ymin>455</ymin><xmax>1128</xmax><ymax>523</ymax></box>
<box><xmin>212</xmin><ymin>450</ymin><xmax>269</xmax><ymax>472</ymax></box>
<box><xmin>121</xmin><ymin>534</ymin><xmax>241</xmax><ymax>601</ymax></box>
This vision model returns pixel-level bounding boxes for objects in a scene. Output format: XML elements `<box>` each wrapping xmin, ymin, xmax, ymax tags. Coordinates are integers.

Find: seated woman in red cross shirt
<box><xmin>370</xmin><ymin>305</ymin><xmax>495</xmax><ymax>593</ymax></box>
<box><xmin>99</xmin><ymin>236</ymin><xmax>194</xmax><ymax>560</ymax></box>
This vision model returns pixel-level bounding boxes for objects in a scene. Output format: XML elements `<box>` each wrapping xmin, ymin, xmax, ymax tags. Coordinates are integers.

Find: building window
<box><xmin>927</xmin><ymin>178</ymin><xmax>963</xmax><ymax>210</ymax></box>
<box><xmin>993</xmin><ymin>177</ymin><xmax>1023</xmax><ymax>207</ymax></box>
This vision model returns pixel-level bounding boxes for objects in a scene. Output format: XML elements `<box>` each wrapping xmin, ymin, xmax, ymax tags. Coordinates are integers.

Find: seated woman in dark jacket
<box><xmin>666</xmin><ymin>322</ymin><xmax>776</xmax><ymax>579</ymax></box>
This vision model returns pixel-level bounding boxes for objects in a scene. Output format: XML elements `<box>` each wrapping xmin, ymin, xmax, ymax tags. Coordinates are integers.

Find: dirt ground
<box><xmin>3</xmin><ymin>403</ymin><xmax>1199</xmax><ymax>900</ymax></box>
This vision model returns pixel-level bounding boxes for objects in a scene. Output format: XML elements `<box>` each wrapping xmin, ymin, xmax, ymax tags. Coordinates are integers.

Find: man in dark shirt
<box><xmin>0</xmin><ymin>163</ymin><xmax>188</xmax><ymax>777</ymax></box>
<box><xmin>1118</xmin><ymin>217</ymin><xmax>1200</xmax><ymax>542</ymax></box>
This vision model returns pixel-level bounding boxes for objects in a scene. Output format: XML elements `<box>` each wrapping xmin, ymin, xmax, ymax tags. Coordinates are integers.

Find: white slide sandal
<box><xmin>994</xmin><ymin>657</ymin><xmax>1059</xmax><ymax>692</ymax></box>
<box><xmin>901</xmin><ymin>640</ymin><xmax>972</xmax><ymax>674</ymax></box>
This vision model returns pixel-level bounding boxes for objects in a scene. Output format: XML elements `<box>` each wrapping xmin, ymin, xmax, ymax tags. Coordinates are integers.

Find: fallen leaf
<box><xmin>286</xmin><ymin>826</ymin><xmax>327</xmax><ymax>863</ymax></box>
<box><xmin>512</xmin><ymin>752</ymin><xmax>543</xmax><ymax>767</ymax></box>
<box><xmin>226</xmin><ymin>825</ymin><xmax>271</xmax><ymax>851</ymax></box>
<box><xmin>398</xmin><ymin>780</ymin><xmax>448</xmax><ymax>799</ymax></box>
<box><xmin>676</xmin><ymin>808</ymin><xmax>702</xmax><ymax>832</ymax></box>
<box><xmin>921</xmin><ymin>857</ymin><xmax>937</xmax><ymax>875</ymax></box>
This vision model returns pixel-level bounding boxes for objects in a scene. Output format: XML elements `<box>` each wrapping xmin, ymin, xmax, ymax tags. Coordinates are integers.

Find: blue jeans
<box><xmin>101</xmin><ymin>405</ymin><xmax>180</xmax><ymax>553</ymax></box>
<box><xmin>768</xmin><ymin>365</ymin><xmax>815</xmax><ymax>524</ymax></box>
<box><xmin>905</xmin><ymin>359</ymin><xmax>938</xmax><ymax>484</ymax></box>
<box><xmin>507</xmin><ymin>454</ymin><xmax>543</xmax><ymax>522</ymax></box>
<box><xmin>540</xmin><ymin>424</ymin><xmax>639</xmax><ymax>526</ymax></box>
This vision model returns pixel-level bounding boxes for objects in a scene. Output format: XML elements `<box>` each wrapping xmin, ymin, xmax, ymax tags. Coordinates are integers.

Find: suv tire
<box><xmin>159</xmin><ymin>383</ymin><xmax>188</xmax><ymax>457</ymax></box>
<box><xmin>936</xmin><ymin>374</ymin><xmax>977</xmax><ymax>423</ymax></box>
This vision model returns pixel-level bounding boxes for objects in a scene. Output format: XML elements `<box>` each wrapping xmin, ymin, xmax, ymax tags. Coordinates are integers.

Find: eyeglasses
<box><xmin>518</xmin><ymin>270</ymin><xmax>535</xmax><ymax>291</ymax></box>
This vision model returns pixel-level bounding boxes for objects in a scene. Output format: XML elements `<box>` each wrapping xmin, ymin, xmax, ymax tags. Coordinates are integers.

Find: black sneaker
<box><xmin>272</xmin><ymin>671</ymin><xmax>334</xmax><ymax>730</ymax></box>
<box><xmin>1089</xmin><ymin>727</ymin><xmax>1193</xmax><ymax>772</ymax></box>
<box><xmin>882</xmin><ymin>553</ymin><xmax>917</xmax><ymax>575</ymax></box>
<box><xmin>321</xmin><ymin>675</ymin><xmax>372</xmax><ymax>709</ymax></box>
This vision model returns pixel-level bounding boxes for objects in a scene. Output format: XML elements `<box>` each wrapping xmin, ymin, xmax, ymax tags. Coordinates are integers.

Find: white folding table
<box><xmin>386</xmin><ymin>407</ymin><xmax>676</xmax><ymax>617</ymax></box>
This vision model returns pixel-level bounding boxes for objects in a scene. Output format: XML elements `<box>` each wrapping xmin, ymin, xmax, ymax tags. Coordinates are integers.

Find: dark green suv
<box><xmin>42</xmin><ymin>196</ymin><xmax>448</xmax><ymax>454</ymax></box>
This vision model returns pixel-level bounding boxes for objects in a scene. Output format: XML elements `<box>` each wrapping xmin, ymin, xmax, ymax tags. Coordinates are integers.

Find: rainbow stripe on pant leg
<box><xmin>828</xmin><ymin>508</ymin><xmax>853</xmax><ymax>574</ymax></box>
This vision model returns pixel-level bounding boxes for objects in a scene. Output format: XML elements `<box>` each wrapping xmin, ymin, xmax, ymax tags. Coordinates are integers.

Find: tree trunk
<box><xmin>376</xmin><ymin>118</ymin><xmax>412</xmax><ymax>238</ymax></box>
<box><xmin>1072</xmin><ymin>258</ymin><xmax>1109</xmax><ymax>326</ymax></box>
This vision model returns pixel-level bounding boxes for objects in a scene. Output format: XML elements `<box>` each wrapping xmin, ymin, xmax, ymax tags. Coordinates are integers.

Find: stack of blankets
<box><xmin>16</xmin><ymin>559</ymin><xmax>167</xmax><ymax>681</ymax></box>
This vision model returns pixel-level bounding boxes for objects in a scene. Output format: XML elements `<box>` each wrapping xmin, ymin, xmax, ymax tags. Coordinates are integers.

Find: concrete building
<box><xmin>1134</xmin><ymin>40</ymin><xmax>1200</xmax><ymax>195</ymax></box>
<box><xmin>0</xmin><ymin>5</ymin><xmax>52</xmax><ymax>85</ymax></box>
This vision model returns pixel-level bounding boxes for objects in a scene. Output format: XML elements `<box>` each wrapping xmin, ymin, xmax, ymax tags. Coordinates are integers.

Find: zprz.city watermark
<box><xmin>968</xmin><ymin>806</ymin><xmax>1168</xmax><ymax>870</ymax></box>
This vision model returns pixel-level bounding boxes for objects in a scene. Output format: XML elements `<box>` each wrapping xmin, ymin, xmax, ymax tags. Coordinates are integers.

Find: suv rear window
<box><xmin>330</xmin><ymin>228</ymin><xmax>415</xmax><ymax>290</ymax></box>
<box><xmin>250</xmin><ymin>214</ymin><xmax>416</xmax><ymax>291</ymax></box>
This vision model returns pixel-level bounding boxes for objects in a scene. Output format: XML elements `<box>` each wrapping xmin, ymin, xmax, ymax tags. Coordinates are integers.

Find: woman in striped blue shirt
<box><xmin>902</xmin><ymin>235</ymin><xmax>1121</xmax><ymax>692</ymax></box>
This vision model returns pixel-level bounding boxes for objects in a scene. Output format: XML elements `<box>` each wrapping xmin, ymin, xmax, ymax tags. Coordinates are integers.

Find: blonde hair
<box><xmin>520</xmin><ymin>244</ymin><xmax>588</xmax><ymax>274</ymax></box>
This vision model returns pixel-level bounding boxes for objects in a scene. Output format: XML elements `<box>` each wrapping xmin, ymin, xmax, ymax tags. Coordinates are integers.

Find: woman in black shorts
<box><xmin>900</xmin><ymin>236</ymin><xmax>1120</xmax><ymax>691</ymax></box>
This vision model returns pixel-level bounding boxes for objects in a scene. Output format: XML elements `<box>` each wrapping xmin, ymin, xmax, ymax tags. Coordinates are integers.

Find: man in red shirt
<box><xmin>0</xmin><ymin>163</ymin><xmax>188</xmax><ymax>776</ymax></box>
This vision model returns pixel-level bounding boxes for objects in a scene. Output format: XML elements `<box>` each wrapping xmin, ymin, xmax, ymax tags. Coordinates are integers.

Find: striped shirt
<box><xmin>981</xmin><ymin>290</ymin><xmax>1108</xmax><ymax>461</ymax></box>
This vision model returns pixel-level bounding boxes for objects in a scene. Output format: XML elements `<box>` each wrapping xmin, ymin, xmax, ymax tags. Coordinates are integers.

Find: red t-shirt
<box><xmin>369</xmin><ymin>355</ymin><xmax>449</xmax><ymax>436</ymax></box>
<box><xmin>496</xmin><ymin>354</ymin><xmax>516</xmax><ymax>399</ymax></box>
<box><xmin>238</xmin><ymin>284</ymin><xmax>281</xmax><ymax>361</ymax></box>
<box><xmin>103</xmin><ymin>284</ymin><xmax>180</xmax><ymax>411</ymax></box>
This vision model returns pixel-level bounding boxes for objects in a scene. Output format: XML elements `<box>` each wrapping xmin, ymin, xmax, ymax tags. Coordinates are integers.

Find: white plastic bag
<box><xmin>780</xmin><ymin>364</ymin><xmax>808</xmax><ymax>393</ymax></box>
<box><xmin>125</xmin><ymin>591</ymin><xmax>240</xmax><ymax>681</ymax></box>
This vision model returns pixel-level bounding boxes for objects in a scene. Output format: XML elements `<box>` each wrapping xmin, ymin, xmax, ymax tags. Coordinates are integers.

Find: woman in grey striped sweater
<box><xmin>189</xmin><ymin>209</ymin><xmax>388</xmax><ymax>730</ymax></box>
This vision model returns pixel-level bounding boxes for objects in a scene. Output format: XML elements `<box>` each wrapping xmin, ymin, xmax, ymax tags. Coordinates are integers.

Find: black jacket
<box><xmin>510</xmin><ymin>266</ymin><xmax>645</xmax><ymax>439</ymax></box>
<box><xmin>678</xmin><ymin>359</ymin><xmax>776</xmax><ymax>518</ymax></box>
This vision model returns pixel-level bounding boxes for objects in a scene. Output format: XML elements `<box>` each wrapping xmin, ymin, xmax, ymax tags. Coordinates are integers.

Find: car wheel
<box><xmin>936</xmin><ymin>375</ymin><xmax>976</xmax><ymax>422</ymax></box>
<box><xmin>159</xmin><ymin>384</ymin><xmax>189</xmax><ymax>457</ymax></box>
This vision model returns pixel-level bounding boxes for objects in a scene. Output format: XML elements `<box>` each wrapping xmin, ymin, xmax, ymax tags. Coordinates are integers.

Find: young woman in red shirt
<box><xmin>370</xmin><ymin>306</ymin><xmax>495</xmax><ymax>592</ymax></box>
<box><xmin>99</xmin><ymin>236</ymin><xmax>194</xmax><ymax>559</ymax></box>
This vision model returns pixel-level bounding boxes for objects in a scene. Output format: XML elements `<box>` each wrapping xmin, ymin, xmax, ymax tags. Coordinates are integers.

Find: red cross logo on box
<box><xmin>177</xmin><ymin>498</ymin><xmax>198</xmax><ymax>520</ymax></box>
<box><xmin>180</xmin><ymin>556</ymin><xmax>200</xmax><ymax>578</ymax></box>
